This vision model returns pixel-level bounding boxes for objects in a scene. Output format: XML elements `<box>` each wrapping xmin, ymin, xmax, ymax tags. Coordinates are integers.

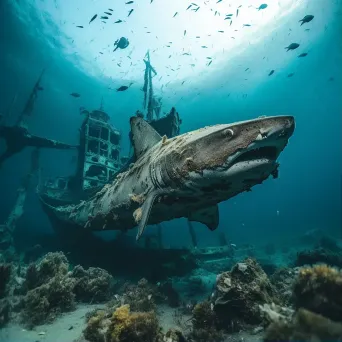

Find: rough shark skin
<box><xmin>48</xmin><ymin>115</ymin><xmax>295</xmax><ymax>240</ymax></box>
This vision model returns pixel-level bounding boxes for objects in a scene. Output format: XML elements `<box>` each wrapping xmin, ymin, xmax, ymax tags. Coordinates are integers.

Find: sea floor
<box><xmin>0</xmin><ymin>303</ymin><xmax>263</xmax><ymax>342</ymax></box>
<box><xmin>0</xmin><ymin>304</ymin><xmax>100</xmax><ymax>342</ymax></box>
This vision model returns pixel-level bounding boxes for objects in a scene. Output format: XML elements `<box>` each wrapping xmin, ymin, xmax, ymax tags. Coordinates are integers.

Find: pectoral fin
<box><xmin>188</xmin><ymin>205</ymin><xmax>219</xmax><ymax>231</ymax></box>
<box><xmin>136</xmin><ymin>191</ymin><xmax>161</xmax><ymax>240</ymax></box>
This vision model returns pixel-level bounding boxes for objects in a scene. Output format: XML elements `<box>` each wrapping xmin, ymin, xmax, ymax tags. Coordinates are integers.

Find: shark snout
<box><xmin>259</xmin><ymin>116</ymin><xmax>295</xmax><ymax>141</ymax></box>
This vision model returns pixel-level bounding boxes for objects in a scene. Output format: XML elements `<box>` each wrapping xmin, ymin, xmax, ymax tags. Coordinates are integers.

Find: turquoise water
<box><xmin>0</xmin><ymin>0</ymin><xmax>341</xmax><ymax>251</ymax></box>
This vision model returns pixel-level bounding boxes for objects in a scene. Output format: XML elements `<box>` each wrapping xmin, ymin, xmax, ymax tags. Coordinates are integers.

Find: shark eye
<box><xmin>223</xmin><ymin>128</ymin><xmax>234</xmax><ymax>138</ymax></box>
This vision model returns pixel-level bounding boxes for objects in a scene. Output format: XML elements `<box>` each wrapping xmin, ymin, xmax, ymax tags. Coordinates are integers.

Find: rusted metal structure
<box><xmin>39</xmin><ymin>106</ymin><xmax>128</xmax><ymax>207</ymax></box>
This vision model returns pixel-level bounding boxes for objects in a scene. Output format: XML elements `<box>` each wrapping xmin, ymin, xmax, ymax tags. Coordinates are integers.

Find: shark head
<box><xmin>169</xmin><ymin>115</ymin><xmax>295</xmax><ymax>197</ymax></box>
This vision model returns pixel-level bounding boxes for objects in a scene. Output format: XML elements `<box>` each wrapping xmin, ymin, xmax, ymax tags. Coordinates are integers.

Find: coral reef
<box><xmin>159</xmin><ymin>280</ymin><xmax>180</xmax><ymax>307</ymax></box>
<box><xmin>0</xmin><ymin>298</ymin><xmax>10</xmax><ymax>327</ymax></box>
<box><xmin>118</xmin><ymin>278</ymin><xmax>163</xmax><ymax>312</ymax></box>
<box><xmin>84</xmin><ymin>305</ymin><xmax>161</xmax><ymax>342</ymax></box>
<box><xmin>18</xmin><ymin>251</ymin><xmax>113</xmax><ymax>327</ymax></box>
<box><xmin>270</xmin><ymin>267</ymin><xmax>296</xmax><ymax>305</ymax></box>
<box><xmin>163</xmin><ymin>328</ymin><xmax>187</xmax><ymax>342</ymax></box>
<box><xmin>263</xmin><ymin>307</ymin><xmax>342</xmax><ymax>341</ymax></box>
<box><xmin>0</xmin><ymin>263</ymin><xmax>11</xmax><ymax>298</ymax></box>
<box><xmin>189</xmin><ymin>301</ymin><xmax>224</xmax><ymax>342</ymax></box>
<box><xmin>293</xmin><ymin>264</ymin><xmax>342</xmax><ymax>322</ymax></box>
<box><xmin>295</xmin><ymin>247</ymin><xmax>342</xmax><ymax>268</ymax></box>
<box><xmin>21</xmin><ymin>274</ymin><xmax>76</xmax><ymax>327</ymax></box>
<box><xmin>213</xmin><ymin>258</ymin><xmax>277</xmax><ymax>329</ymax></box>
<box><xmin>71</xmin><ymin>265</ymin><xmax>112</xmax><ymax>303</ymax></box>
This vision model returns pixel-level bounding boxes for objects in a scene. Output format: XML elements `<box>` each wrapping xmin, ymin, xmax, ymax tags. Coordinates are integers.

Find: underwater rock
<box><xmin>163</xmin><ymin>328</ymin><xmax>187</xmax><ymax>342</ymax></box>
<box><xmin>0</xmin><ymin>298</ymin><xmax>10</xmax><ymax>327</ymax></box>
<box><xmin>293</xmin><ymin>264</ymin><xmax>342</xmax><ymax>322</ymax></box>
<box><xmin>0</xmin><ymin>263</ymin><xmax>12</xmax><ymax>298</ymax></box>
<box><xmin>159</xmin><ymin>280</ymin><xmax>180</xmax><ymax>308</ymax></box>
<box><xmin>316</xmin><ymin>235</ymin><xmax>341</xmax><ymax>252</ymax></box>
<box><xmin>189</xmin><ymin>301</ymin><xmax>224</xmax><ymax>342</ymax></box>
<box><xmin>83</xmin><ymin>304</ymin><xmax>160</xmax><ymax>342</ymax></box>
<box><xmin>270</xmin><ymin>268</ymin><xmax>296</xmax><ymax>305</ymax></box>
<box><xmin>213</xmin><ymin>258</ymin><xmax>277</xmax><ymax>329</ymax></box>
<box><xmin>21</xmin><ymin>274</ymin><xmax>76</xmax><ymax>327</ymax></box>
<box><xmin>24</xmin><ymin>251</ymin><xmax>69</xmax><ymax>290</ymax></box>
<box><xmin>295</xmin><ymin>247</ymin><xmax>342</xmax><ymax>268</ymax></box>
<box><xmin>71</xmin><ymin>265</ymin><xmax>112</xmax><ymax>303</ymax></box>
<box><xmin>119</xmin><ymin>278</ymin><xmax>164</xmax><ymax>312</ymax></box>
<box><xmin>263</xmin><ymin>307</ymin><xmax>342</xmax><ymax>341</ymax></box>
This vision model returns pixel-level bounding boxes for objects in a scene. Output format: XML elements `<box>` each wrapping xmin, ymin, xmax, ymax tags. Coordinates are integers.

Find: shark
<box><xmin>46</xmin><ymin>114</ymin><xmax>295</xmax><ymax>240</ymax></box>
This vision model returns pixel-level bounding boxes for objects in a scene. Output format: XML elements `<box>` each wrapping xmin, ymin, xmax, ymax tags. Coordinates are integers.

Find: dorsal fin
<box><xmin>130</xmin><ymin>117</ymin><xmax>162</xmax><ymax>159</ymax></box>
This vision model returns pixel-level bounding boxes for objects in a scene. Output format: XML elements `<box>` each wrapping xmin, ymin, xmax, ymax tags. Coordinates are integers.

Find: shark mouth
<box><xmin>234</xmin><ymin>146</ymin><xmax>278</xmax><ymax>163</ymax></box>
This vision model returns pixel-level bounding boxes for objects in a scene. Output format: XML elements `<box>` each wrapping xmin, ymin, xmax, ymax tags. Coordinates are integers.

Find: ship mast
<box><xmin>16</xmin><ymin>68</ymin><xmax>45</xmax><ymax>127</ymax></box>
<box><xmin>143</xmin><ymin>51</ymin><xmax>157</xmax><ymax>122</ymax></box>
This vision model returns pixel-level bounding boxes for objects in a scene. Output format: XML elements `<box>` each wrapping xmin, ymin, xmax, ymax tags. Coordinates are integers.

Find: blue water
<box><xmin>0</xmin><ymin>0</ymin><xmax>341</xmax><ymax>253</ymax></box>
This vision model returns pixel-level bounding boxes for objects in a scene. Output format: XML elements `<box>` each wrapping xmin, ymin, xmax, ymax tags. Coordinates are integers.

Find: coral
<box><xmin>213</xmin><ymin>258</ymin><xmax>277</xmax><ymax>329</ymax></box>
<box><xmin>83</xmin><ymin>305</ymin><xmax>161</xmax><ymax>342</ymax></box>
<box><xmin>264</xmin><ymin>308</ymin><xmax>342</xmax><ymax>341</ymax></box>
<box><xmin>71</xmin><ymin>265</ymin><xmax>112</xmax><ymax>303</ymax></box>
<box><xmin>0</xmin><ymin>298</ymin><xmax>10</xmax><ymax>327</ymax></box>
<box><xmin>107</xmin><ymin>304</ymin><xmax>160</xmax><ymax>342</ymax></box>
<box><xmin>270</xmin><ymin>268</ymin><xmax>296</xmax><ymax>305</ymax></box>
<box><xmin>159</xmin><ymin>281</ymin><xmax>180</xmax><ymax>308</ymax></box>
<box><xmin>0</xmin><ymin>263</ymin><xmax>11</xmax><ymax>298</ymax></box>
<box><xmin>295</xmin><ymin>247</ymin><xmax>342</xmax><ymax>268</ymax></box>
<box><xmin>119</xmin><ymin>278</ymin><xmax>163</xmax><ymax>312</ymax></box>
<box><xmin>21</xmin><ymin>274</ymin><xmax>76</xmax><ymax>327</ymax></box>
<box><xmin>24</xmin><ymin>252</ymin><xmax>69</xmax><ymax>290</ymax></box>
<box><xmin>188</xmin><ymin>301</ymin><xmax>224</xmax><ymax>342</ymax></box>
<box><xmin>83</xmin><ymin>310</ymin><xmax>108</xmax><ymax>342</ymax></box>
<box><xmin>293</xmin><ymin>264</ymin><xmax>342</xmax><ymax>322</ymax></box>
<box><xmin>163</xmin><ymin>328</ymin><xmax>187</xmax><ymax>342</ymax></box>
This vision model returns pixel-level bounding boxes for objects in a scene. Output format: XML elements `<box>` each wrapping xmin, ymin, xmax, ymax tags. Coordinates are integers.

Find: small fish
<box><xmin>194</xmin><ymin>7</ymin><xmax>200</xmax><ymax>12</ymax></box>
<box><xmin>116</xmin><ymin>86</ymin><xmax>129</xmax><ymax>92</ymax></box>
<box><xmin>115</xmin><ymin>20</ymin><xmax>123</xmax><ymax>23</ymax></box>
<box><xmin>217</xmin><ymin>0</ymin><xmax>222</xmax><ymax>3</ymax></box>
<box><xmin>257</xmin><ymin>4</ymin><xmax>268</xmax><ymax>10</ymax></box>
<box><xmin>76</xmin><ymin>25</ymin><xmax>83</xmax><ymax>28</ymax></box>
<box><xmin>236</xmin><ymin>8</ymin><xmax>239</xmax><ymax>17</ymax></box>
<box><xmin>184</xmin><ymin>30</ymin><xmax>186</xmax><ymax>36</ymax></box>
<box><xmin>128</xmin><ymin>9</ymin><xmax>134</xmax><ymax>17</ymax></box>
<box><xmin>201</xmin><ymin>45</ymin><xmax>208</xmax><ymax>48</ymax></box>
<box><xmin>287</xmin><ymin>73</ymin><xmax>294</xmax><ymax>77</ymax></box>
<box><xmin>230</xmin><ymin>20</ymin><xmax>232</xmax><ymax>26</ymax></box>
<box><xmin>245</xmin><ymin>68</ymin><xmax>249</xmax><ymax>71</ymax></box>
<box><xmin>68</xmin><ymin>326</ymin><xmax>74</xmax><ymax>331</ymax></box>
<box><xmin>207</xmin><ymin>60</ymin><xmax>212</xmax><ymax>66</ymax></box>
<box><xmin>99</xmin><ymin>52</ymin><xmax>103</xmax><ymax>54</ymax></box>
<box><xmin>104</xmin><ymin>12</ymin><xmax>112</xmax><ymax>15</ymax></box>
<box><xmin>218</xmin><ymin>30</ymin><xmax>224</xmax><ymax>33</ymax></box>
<box><xmin>126</xmin><ymin>1</ymin><xmax>134</xmax><ymax>3</ymax></box>
<box><xmin>108</xmin><ymin>8</ymin><xmax>113</xmax><ymax>11</ymax></box>
<box><xmin>186</xmin><ymin>4</ymin><xmax>192</xmax><ymax>10</ymax></box>
<box><xmin>101</xmin><ymin>16</ymin><xmax>108</xmax><ymax>19</ymax></box>
<box><xmin>299</xmin><ymin>15</ymin><xmax>314</xmax><ymax>25</ymax></box>
<box><xmin>285</xmin><ymin>43</ymin><xmax>299</xmax><ymax>51</ymax></box>
<box><xmin>70</xmin><ymin>92</ymin><xmax>80</xmax><ymax>97</ymax></box>
<box><xmin>89</xmin><ymin>14</ymin><xmax>97</xmax><ymax>24</ymax></box>
<box><xmin>206</xmin><ymin>57</ymin><xmax>212</xmax><ymax>59</ymax></box>
<box><xmin>268</xmin><ymin>70</ymin><xmax>274</xmax><ymax>76</ymax></box>
<box><xmin>173</xmin><ymin>12</ymin><xmax>178</xmax><ymax>17</ymax></box>
<box><xmin>243</xmin><ymin>24</ymin><xmax>251</xmax><ymax>27</ymax></box>
<box><xmin>182</xmin><ymin>81</ymin><xmax>185</xmax><ymax>85</ymax></box>
<box><xmin>298</xmin><ymin>52</ymin><xmax>308</xmax><ymax>57</ymax></box>
<box><xmin>182</xmin><ymin>53</ymin><xmax>190</xmax><ymax>55</ymax></box>
<box><xmin>305</xmin><ymin>28</ymin><xmax>310</xmax><ymax>31</ymax></box>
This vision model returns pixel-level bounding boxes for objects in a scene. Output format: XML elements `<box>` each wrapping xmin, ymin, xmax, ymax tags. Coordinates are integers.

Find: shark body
<box><xmin>48</xmin><ymin>115</ymin><xmax>295</xmax><ymax>239</ymax></box>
